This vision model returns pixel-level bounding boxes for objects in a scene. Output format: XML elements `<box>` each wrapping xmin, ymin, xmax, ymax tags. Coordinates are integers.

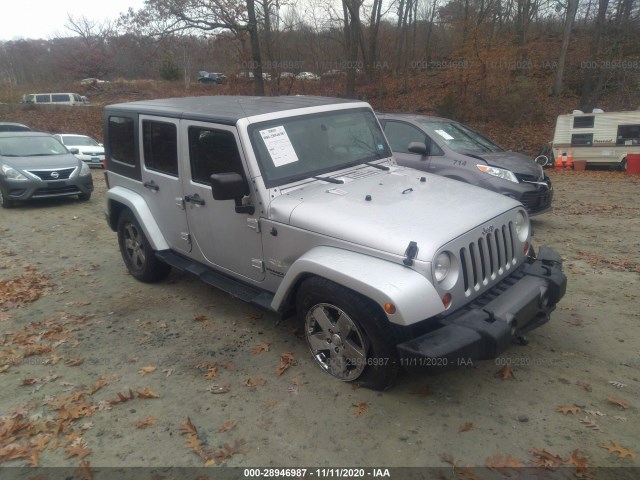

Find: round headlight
<box><xmin>434</xmin><ymin>252</ymin><xmax>451</xmax><ymax>282</ymax></box>
<box><xmin>514</xmin><ymin>210</ymin><xmax>530</xmax><ymax>242</ymax></box>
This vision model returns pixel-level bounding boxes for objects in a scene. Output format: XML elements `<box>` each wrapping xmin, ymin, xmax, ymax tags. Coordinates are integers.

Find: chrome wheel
<box><xmin>123</xmin><ymin>222</ymin><xmax>146</xmax><ymax>270</ymax></box>
<box><xmin>305</xmin><ymin>303</ymin><xmax>368</xmax><ymax>381</ymax></box>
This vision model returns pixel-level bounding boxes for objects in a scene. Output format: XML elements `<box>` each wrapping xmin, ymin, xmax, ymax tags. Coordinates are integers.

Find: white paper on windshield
<box><xmin>434</xmin><ymin>129</ymin><xmax>454</xmax><ymax>140</ymax></box>
<box><xmin>259</xmin><ymin>126</ymin><xmax>299</xmax><ymax>167</ymax></box>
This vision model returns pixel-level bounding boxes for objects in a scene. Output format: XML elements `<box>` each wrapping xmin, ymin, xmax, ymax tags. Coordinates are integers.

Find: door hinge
<box><xmin>176</xmin><ymin>197</ymin><xmax>185</xmax><ymax>210</ymax></box>
<box><xmin>251</xmin><ymin>259</ymin><xmax>264</xmax><ymax>272</ymax></box>
<box><xmin>247</xmin><ymin>218</ymin><xmax>260</xmax><ymax>232</ymax></box>
<box><xmin>180</xmin><ymin>232</ymin><xmax>191</xmax><ymax>245</ymax></box>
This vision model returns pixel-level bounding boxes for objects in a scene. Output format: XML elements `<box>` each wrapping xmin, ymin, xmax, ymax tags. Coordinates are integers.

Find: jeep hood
<box><xmin>465</xmin><ymin>151</ymin><xmax>543</xmax><ymax>177</ymax></box>
<box><xmin>269</xmin><ymin>169</ymin><xmax>522</xmax><ymax>262</ymax></box>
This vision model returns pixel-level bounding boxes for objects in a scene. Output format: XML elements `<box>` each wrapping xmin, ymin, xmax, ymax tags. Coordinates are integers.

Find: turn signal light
<box><xmin>384</xmin><ymin>303</ymin><xmax>396</xmax><ymax>314</ymax></box>
<box><xmin>442</xmin><ymin>293</ymin><xmax>452</xmax><ymax>309</ymax></box>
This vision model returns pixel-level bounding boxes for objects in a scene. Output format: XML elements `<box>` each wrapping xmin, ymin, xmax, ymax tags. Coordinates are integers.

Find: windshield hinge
<box><xmin>403</xmin><ymin>241</ymin><xmax>418</xmax><ymax>266</ymax></box>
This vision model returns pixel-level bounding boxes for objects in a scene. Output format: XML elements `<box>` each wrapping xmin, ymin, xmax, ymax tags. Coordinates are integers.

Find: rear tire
<box><xmin>296</xmin><ymin>277</ymin><xmax>400</xmax><ymax>390</ymax></box>
<box><xmin>117</xmin><ymin>209</ymin><xmax>171</xmax><ymax>283</ymax></box>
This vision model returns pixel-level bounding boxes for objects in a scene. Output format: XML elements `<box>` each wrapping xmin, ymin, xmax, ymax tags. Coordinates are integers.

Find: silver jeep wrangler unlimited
<box><xmin>104</xmin><ymin>96</ymin><xmax>566</xmax><ymax>390</ymax></box>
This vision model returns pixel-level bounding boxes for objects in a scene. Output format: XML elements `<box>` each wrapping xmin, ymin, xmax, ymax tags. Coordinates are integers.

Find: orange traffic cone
<box><xmin>555</xmin><ymin>153</ymin><xmax>565</xmax><ymax>170</ymax></box>
<box><xmin>565</xmin><ymin>149</ymin><xmax>574</xmax><ymax>169</ymax></box>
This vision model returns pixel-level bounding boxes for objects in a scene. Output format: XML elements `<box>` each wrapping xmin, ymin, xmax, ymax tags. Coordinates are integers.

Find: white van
<box><xmin>21</xmin><ymin>93</ymin><xmax>87</xmax><ymax>106</ymax></box>
<box><xmin>552</xmin><ymin>109</ymin><xmax>640</xmax><ymax>170</ymax></box>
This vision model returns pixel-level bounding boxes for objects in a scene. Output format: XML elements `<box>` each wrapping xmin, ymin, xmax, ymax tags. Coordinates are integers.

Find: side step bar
<box><xmin>155</xmin><ymin>250</ymin><xmax>276</xmax><ymax>312</ymax></box>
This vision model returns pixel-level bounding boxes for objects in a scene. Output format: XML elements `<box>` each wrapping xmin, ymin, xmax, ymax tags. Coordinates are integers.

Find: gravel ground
<box><xmin>1</xmin><ymin>168</ymin><xmax>639</xmax><ymax>477</ymax></box>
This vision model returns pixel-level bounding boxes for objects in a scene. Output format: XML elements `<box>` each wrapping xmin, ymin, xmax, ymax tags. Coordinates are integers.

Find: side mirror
<box><xmin>69</xmin><ymin>147</ymin><xmax>80</xmax><ymax>154</ymax></box>
<box><xmin>408</xmin><ymin>142</ymin><xmax>428</xmax><ymax>156</ymax></box>
<box><xmin>210</xmin><ymin>172</ymin><xmax>254</xmax><ymax>215</ymax></box>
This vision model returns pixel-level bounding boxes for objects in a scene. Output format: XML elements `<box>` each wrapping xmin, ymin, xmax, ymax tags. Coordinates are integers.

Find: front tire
<box><xmin>620</xmin><ymin>158</ymin><xmax>627</xmax><ymax>172</ymax></box>
<box><xmin>78</xmin><ymin>192</ymin><xmax>91</xmax><ymax>201</ymax></box>
<box><xmin>117</xmin><ymin>209</ymin><xmax>171</xmax><ymax>283</ymax></box>
<box><xmin>296</xmin><ymin>277</ymin><xmax>400</xmax><ymax>390</ymax></box>
<box><xmin>0</xmin><ymin>188</ymin><xmax>15</xmax><ymax>209</ymax></box>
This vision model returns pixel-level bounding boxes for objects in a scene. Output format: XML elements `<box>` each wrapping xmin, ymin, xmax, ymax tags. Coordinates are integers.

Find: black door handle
<box><xmin>143</xmin><ymin>180</ymin><xmax>159</xmax><ymax>191</ymax></box>
<box><xmin>185</xmin><ymin>193</ymin><xmax>205</xmax><ymax>206</ymax></box>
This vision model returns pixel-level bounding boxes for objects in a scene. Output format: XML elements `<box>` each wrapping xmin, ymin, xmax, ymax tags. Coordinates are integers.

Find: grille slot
<box><xmin>27</xmin><ymin>167</ymin><xmax>75</xmax><ymax>180</ymax></box>
<box><xmin>460</xmin><ymin>222</ymin><xmax>516</xmax><ymax>296</ymax></box>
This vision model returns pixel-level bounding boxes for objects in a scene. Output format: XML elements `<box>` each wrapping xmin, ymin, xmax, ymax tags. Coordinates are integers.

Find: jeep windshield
<box><xmin>419</xmin><ymin>120</ymin><xmax>503</xmax><ymax>154</ymax></box>
<box><xmin>249</xmin><ymin>107</ymin><xmax>391</xmax><ymax>188</ymax></box>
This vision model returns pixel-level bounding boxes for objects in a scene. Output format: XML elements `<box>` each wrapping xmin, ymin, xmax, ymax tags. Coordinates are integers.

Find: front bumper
<box><xmin>397</xmin><ymin>246</ymin><xmax>566</xmax><ymax>363</ymax></box>
<box><xmin>2</xmin><ymin>175</ymin><xmax>94</xmax><ymax>201</ymax></box>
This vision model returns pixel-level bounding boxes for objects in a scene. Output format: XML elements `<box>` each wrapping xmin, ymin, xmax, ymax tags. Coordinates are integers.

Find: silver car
<box><xmin>0</xmin><ymin>132</ymin><xmax>94</xmax><ymax>208</ymax></box>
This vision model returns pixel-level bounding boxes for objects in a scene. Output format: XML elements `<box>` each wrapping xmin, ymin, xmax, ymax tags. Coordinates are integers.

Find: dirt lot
<box><xmin>1</xmin><ymin>168</ymin><xmax>639</xmax><ymax>476</ymax></box>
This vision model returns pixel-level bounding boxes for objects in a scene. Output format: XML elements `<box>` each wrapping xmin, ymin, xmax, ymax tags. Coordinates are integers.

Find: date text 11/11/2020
<box><xmin>243</xmin><ymin>468</ymin><xmax>391</xmax><ymax>478</ymax></box>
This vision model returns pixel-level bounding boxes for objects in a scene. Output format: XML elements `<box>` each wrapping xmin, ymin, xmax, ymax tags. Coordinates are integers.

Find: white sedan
<box><xmin>53</xmin><ymin>134</ymin><xmax>105</xmax><ymax>168</ymax></box>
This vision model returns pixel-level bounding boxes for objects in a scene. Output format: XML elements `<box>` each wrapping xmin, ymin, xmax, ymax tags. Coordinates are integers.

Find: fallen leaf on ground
<box><xmin>245</xmin><ymin>378</ymin><xmax>266</xmax><ymax>387</ymax></box>
<box><xmin>458</xmin><ymin>422</ymin><xmax>475</xmax><ymax>433</ymax></box>
<box><xmin>607</xmin><ymin>396</ymin><xmax>629</xmax><ymax>410</ymax></box>
<box><xmin>136</xmin><ymin>416</ymin><xmax>157</xmax><ymax>429</ymax></box>
<box><xmin>608</xmin><ymin>381</ymin><xmax>627</xmax><ymax>389</ymax></box>
<box><xmin>162</xmin><ymin>368</ymin><xmax>175</xmax><ymax>377</ymax></box>
<box><xmin>485</xmin><ymin>453</ymin><xmax>522</xmax><ymax>473</ymax></box>
<box><xmin>138</xmin><ymin>366</ymin><xmax>157</xmax><ymax>376</ymax></box>
<box><xmin>204</xmin><ymin>367</ymin><xmax>218</xmax><ymax>379</ymax></box>
<box><xmin>137</xmin><ymin>387</ymin><xmax>160</xmax><ymax>399</ymax></box>
<box><xmin>600</xmin><ymin>442</ymin><xmax>637</xmax><ymax>461</ymax></box>
<box><xmin>580</xmin><ymin>416</ymin><xmax>602</xmax><ymax>432</ymax></box>
<box><xmin>218</xmin><ymin>420</ymin><xmax>236</xmax><ymax>433</ymax></box>
<box><xmin>65</xmin><ymin>358</ymin><xmax>84</xmax><ymax>367</ymax></box>
<box><xmin>556</xmin><ymin>405</ymin><xmax>581</xmax><ymax>415</ymax></box>
<box><xmin>193</xmin><ymin>314</ymin><xmax>208</xmax><ymax>322</ymax></box>
<box><xmin>567</xmin><ymin>449</ymin><xmax>589</xmax><ymax>471</ymax></box>
<box><xmin>529</xmin><ymin>448</ymin><xmax>565</xmax><ymax>468</ymax></box>
<box><xmin>353</xmin><ymin>402</ymin><xmax>368</xmax><ymax>417</ymax></box>
<box><xmin>251</xmin><ymin>342</ymin><xmax>271</xmax><ymax>355</ymax></box>
<box><xmin>495</xmin><ymin>365</ymin><xmax>514</xmax><ymax>379</ymax></box>
<box><xmin>276</xmin><ymin>352</ymin><xmax>295</xmax><ymax>376</ymax></box>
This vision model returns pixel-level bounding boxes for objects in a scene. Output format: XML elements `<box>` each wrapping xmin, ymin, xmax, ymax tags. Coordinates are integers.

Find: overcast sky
<box><xmin>0</xmin><ymin>0</ymin><xmax>146</xmax><ymax>41</ymax></box>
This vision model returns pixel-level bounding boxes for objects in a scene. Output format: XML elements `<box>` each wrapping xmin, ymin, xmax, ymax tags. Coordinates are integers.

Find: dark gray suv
<box><xmin>378</xmin><ymin>113</ymin><xmax>553</xmax><ymax>215</ymax></box>
<box><xmin>0</xmin><ymin>132</ymin><xmax>94</xmax><ymax>208</ymax></box>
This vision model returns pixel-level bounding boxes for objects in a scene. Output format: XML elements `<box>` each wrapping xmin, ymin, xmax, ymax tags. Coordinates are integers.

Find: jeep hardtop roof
<box><xmin>105</xmin><ymin>95</ymin><xmax>362</xmax><ymax>126</ymax></box>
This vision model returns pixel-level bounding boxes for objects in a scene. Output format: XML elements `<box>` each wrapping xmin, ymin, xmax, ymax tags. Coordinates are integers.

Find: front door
<box><xmin>139</xmin><ymin>115</ymin><xmax>191</xmax><ymax>254</ymax></box>
<box><xmin>383</xmin><ymin>120</ymin><xmax>434</xmax><ymax>171</ymax></box>
<box><xmin>180</xmin><ymin>121</ymin><xmax>265</xmax><ymax>282</ymax></box>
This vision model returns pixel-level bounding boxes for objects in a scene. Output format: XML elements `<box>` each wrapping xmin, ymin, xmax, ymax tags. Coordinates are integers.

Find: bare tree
<box><xmin>551</xmin><ymin>0</ymin><xmax>579</xmax><ymax>96</ymax></box>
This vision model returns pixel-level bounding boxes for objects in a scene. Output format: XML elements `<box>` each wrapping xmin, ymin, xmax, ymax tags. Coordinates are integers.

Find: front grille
<box><xmin>521</xmin><ymin>190</ymin><xmax>552</xmax><ymax>213</ymax></box>
<box><xmin>514</xmin><ymin>173</ymin><xmax>543</xmax><ymax>183</ymax></box>
<box><xmin>460</xmin><ymin>223</ymin><xmax>515</xmax><ymax>295</ymax></box>
<box><xmin>26</xmin><ymin>167</ymin><xmax>75</xmax><ymax>180</ymax></box>
<box><xmin>32</xmin><ymin>186</ymin><xmax>80</xmax><ymax>197</ymax></box>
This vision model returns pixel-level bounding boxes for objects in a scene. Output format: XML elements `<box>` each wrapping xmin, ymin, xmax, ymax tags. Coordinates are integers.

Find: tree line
<box><xmin>0</xmin><ymin>0</ymin><xmax>638</xmax><ymax>112</ymax></box>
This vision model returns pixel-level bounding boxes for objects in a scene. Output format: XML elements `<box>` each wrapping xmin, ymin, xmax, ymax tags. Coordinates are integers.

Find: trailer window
<box><xmin>573</xmin><ymin>116</ymin><xmax>594</xmax><ymax>128</ymax></box>
<box><xmin>616</xmin><ymin>125</ymin><xmax>640</xmax><ymax>145</ymax></box>
<box><xmin>571</xmin><ymin>133</ymin><xmax>593</xmax><ymax>146</ymax></box>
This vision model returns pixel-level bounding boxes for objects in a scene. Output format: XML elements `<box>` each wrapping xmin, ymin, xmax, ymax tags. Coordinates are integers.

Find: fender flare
<box><xmin>271</xmin><ymin>246</ymin><xmax>445</xmax><ymax>326</ymax></box>
<box><xmin>106</xmin><ymin>186</ymin><xmax>169</xmax><ymax>251</ymax></box>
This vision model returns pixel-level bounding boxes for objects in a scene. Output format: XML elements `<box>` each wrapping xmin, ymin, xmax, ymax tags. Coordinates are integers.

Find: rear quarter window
<box><xmin>108</xmin><ymin>116</ymin><xmax>136</xmax><ymax>165</ymax></box>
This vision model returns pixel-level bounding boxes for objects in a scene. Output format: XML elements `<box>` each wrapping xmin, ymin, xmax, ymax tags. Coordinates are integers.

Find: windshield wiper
<box><xmin>366</xmin><ymin>161</ymin><xmax>390</xmax><ymax>171</ymax></box>
<box><xmin>312</xmin><ymin>175</ymin><xmax>344</xmax><ymax>184</ymax></box>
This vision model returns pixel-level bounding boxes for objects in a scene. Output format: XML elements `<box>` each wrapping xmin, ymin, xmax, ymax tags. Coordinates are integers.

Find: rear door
<box><xmin>180</xmin><ymin>121</ymin><xmax>265</xmax><ymax>282</ymax></box>
<box><xmin>138</xmin><ymin>115</ymin><xmax>191</xmax><ymax>254</ymax></box>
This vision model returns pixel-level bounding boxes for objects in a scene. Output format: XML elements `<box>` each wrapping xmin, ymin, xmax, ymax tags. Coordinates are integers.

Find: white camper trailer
<box><xmin>552</xmin><ymin>109</ymin><xmax>640</xmax><ymax>170</ymax></box>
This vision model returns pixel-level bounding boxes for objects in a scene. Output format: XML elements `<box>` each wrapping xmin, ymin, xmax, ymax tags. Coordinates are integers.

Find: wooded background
<box><xmin>1</xmin><ymin>0</ymin><xmax>638</xmax><ymax>152</ymax></box>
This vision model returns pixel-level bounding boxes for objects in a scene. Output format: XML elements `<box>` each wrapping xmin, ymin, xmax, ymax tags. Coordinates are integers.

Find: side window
<box><xmin>571</xmin><ymin>133</ymin><xmax>593</xmax><ymax>146</ymax></box>
<box><xmin>616</xmin><ymin>124</ymin><xmax>640</xmax><ymax>145</ymax></box>
<box><xmin>52</xmin><ymin>94</ymin><xmax>69</xmax><ymax>102</ymax></box>
<box><xmin>142</xmin><ymin>121</ymin><xmax>178</xmax><ymax>176</ymax></box>
<box><xmin>188</xmin><ymin>127</ymin><xmax>243</xmax><ymax>185</ymax></box>
<box><xmin>384</xmin><ymin>121</ymin><xmax>427</xmax><ymax>154</ymax></box>
<box><xmin>573</xmin><ymin>116</ymin><xmax>594</xmax><ymax>128</ymax></box>
<box><xmin>109</xmin><ymin>116</ymin><xmax>136</xmax><ymax>165</ymax></box>
<box><xmin>35</xmin><ymin>94</ymin><xmax>50</xmax><ymax>103</ymax></box>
